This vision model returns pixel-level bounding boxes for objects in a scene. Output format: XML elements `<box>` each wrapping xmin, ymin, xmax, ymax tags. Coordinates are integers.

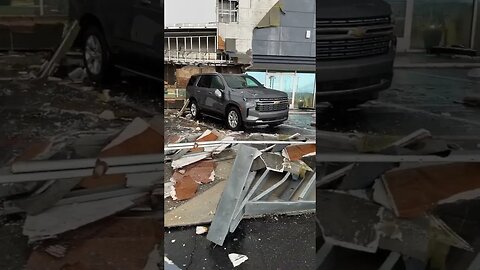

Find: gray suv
<box><xmin>186</xmin><ymin>73</ymin><xmax>289</xmax><ymax>130</ymax></box>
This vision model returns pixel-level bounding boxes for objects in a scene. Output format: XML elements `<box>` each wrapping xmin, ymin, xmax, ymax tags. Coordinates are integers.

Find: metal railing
<box><xmin>164</xmin><ymin>35</ymin><xmax>232</xmax><ymax>65</ymax></box>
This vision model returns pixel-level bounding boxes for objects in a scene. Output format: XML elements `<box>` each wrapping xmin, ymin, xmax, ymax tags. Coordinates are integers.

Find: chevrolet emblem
<box><xmin>273</xmin><ymin>101</ymin><xmax>281</xmax><ymax>104</ymax></box>
<box><xmin>350</xmin><ymin>27</ymin><xmax>367</xmax><ymax>38</ymax></box>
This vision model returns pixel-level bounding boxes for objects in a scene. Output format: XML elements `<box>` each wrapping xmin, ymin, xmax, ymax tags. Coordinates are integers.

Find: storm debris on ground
<box><xmin>0</xmin><ymin>117</ymin><xmax>163</xmax><ymax>269</ymax></box>
<box><xmin>316</xmin><ymin>130</ymin><xmax>480</xmax><ymax>269</ymax></box>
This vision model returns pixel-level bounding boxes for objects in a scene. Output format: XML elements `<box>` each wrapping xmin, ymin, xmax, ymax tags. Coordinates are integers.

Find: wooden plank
<box><xmin>39</xmin><ymin>20</ymin><xmax>80</xmax><ymax>78</ymax></box>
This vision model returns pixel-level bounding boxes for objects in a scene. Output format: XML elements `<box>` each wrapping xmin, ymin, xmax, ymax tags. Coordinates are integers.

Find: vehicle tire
<box><xmin>226</xmin><ymin>106</ymin><xmax>243</xmax><ymax>131</ymax></box>
<box><xmin>190</xmin><ymin>99</ymin><xmax>200</xmax><ymax>120</ymax></box>
<box><xmin>82</xmin><ymin>25</ymin><xmax>113</xmax><ymax>84</ymax></box>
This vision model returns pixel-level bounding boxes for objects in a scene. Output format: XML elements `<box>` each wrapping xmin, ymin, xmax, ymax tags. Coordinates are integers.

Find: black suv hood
<box><xmin>317</xmin><ymin>0</ymin><xmax>391</xmax><ymax>19</ymax></box>
<box><xmin>241</xmin><ymin>88</ymin><xmax>288</xmax><ymax>99</ymax></box>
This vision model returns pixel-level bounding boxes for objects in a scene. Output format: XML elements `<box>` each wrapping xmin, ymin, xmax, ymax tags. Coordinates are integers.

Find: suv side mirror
<box><xmin>214</xmin><ymin>89</ymin><xmax>223</xmax><ymax>98</ymax></box>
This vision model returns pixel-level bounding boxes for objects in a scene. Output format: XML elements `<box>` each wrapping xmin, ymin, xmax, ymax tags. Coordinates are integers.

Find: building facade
<box><xmin>164</xmin><ymin>0</ymin><xmax>316</xmax><ymax>109</ymax></box>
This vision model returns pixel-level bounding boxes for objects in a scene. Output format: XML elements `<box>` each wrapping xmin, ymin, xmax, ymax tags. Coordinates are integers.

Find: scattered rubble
<box><xmin>0</xmin><ymin>116</ymin><xmax>163</xmax><ymax>268</ymax></box>
<box><xmin>228</xmin><ymin>253</ymin><xmax>249</xmax><ymax>267</ymax></box>
<box><xmin>317</xmin><ymin>130</ymin><xmax>480</xmax><ymax>269</ymax></box>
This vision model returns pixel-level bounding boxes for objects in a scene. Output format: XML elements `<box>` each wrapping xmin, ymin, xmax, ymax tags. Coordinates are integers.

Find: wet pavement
<box><xmin>317</xmin><ymin>68</ymin><xmax>480</xmax><ymax>149</ymax></box>
<box><xmin>165</xmin><ymin>110</ymin><xmax>315</xmax><ymax>139</ymax></box>
<box><xmin>165</xmin><ymin>214</ymin><xmax>315</xmax><ymax>270</ymax></box>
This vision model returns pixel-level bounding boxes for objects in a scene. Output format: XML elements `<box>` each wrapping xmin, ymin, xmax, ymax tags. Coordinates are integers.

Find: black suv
<box><xmin>186</xmin><ymin>73</ymin><xmax>289</xmax><ymax>130</ymax></box>
<box><xmin>69</xmin><ymin>0</ymin><xmax>163</xmax><ymax>82</ymax></box>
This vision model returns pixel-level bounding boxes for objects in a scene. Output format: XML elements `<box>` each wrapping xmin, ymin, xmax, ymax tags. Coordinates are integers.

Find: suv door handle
<box><xmin>140</xmin><ymin>0</ymin><xmax>151</xmax><ymax>5</ymax></box>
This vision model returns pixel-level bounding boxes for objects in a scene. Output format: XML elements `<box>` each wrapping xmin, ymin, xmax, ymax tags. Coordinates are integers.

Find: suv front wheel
<box><xmin>226</xmin><ymin>107</ymin><xmax>243</xmax><ymax>131</ymax></box>
<box><xmin>82</xmin><ymin>25</ymin><xmax>112</xmax><ymax>83</ymax></box>
<box><xmin>190</xmin><ymin>99</ymin><xmax>200</xmax><ymax>119</ymax></box>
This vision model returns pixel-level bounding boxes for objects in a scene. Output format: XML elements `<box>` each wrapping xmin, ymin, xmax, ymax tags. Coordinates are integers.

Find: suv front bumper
<box><xmin>243</xmin><ymin>108</ymin><xmax>289</xmax><ymax>125</ymax></box>
<box><xmin>316</xmin><ymin>52</ymin><xmax>394</xmax><ymax>101</ymax></box>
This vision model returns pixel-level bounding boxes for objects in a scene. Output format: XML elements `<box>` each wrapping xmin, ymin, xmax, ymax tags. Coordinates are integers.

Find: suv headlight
<box><xmin>245</xmin><ymin>99</ymin><xmax>256</xmax><ymax>108</ymax></box>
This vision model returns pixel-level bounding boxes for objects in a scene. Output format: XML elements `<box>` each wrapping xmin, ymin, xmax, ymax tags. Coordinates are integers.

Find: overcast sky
<box><xmin>164</xmin><ymin>0</ymin><xmax>217</xmax><ymax>27</ymax></box>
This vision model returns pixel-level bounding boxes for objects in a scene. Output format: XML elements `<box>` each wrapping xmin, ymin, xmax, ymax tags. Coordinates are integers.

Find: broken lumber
<box><xmin>39</xmin><ymin>20</ymin><xmax>80</xmax><ymax>79</ymax></box>
<box><xmin>11</xmin><ymin>153</ymin><xmax>164</xmax><ymax>173</ymax></box>
<box><xmin>0</xmin><ymin>163</ymin><xmax>163</xmax><ymax>184</ymax></box>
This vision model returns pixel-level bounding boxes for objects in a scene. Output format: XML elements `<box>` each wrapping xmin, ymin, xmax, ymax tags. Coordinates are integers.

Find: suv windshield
<box><xmin>223</xmin><ymin>75</ymin><xmax>264</xmax><ymax>89</ymax></box>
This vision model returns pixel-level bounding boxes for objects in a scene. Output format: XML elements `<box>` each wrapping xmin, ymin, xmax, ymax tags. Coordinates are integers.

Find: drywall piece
<box><xmin>164</xmin><ymin>181</ymin><xmax>227</xmax><ymax>227</ymax></box>
<box><xmin>171</xmin><ymin>160</ymin><xmax>216</xmax><ymax>185</ymax></box>
<box><xmin>100</xmin><ymin>117</ymin><xmax>164</xmax><ymax>157</ymax></box>
<box><xmin>56</xmin><ymin>187</ymin><xmax>150</xmax><ymax>206</ymax></box>
<box><xmin>378</xmin><ymin>211</ymin><xmax>431</xmax><ymax>261</ymax></box>
<box><xmin>316</xmin><ymin>130</ymin><xmax>360</xmax><ymax>151</ymax></box>
<box><xmin>229</xmin><ymin>253</ymin><xmax>248</xmax><ymax>267</ymax></box>
<box><xmin>210</xmin><ymin>136</ymin><xmax>235</xmax><ymax>154</ymax></box>
<box><xmin>387</xmin><ymin>129</ymin><xmax>432</xmax><ymax>148</ymax></box>
<box><xmin>126</xmin><ymin>172</ymin><xmax>162</xmax><ymax>187</ymax></box>
<box><xmin>244</xmin><ymin>201</ymin><xmax>315</xmax><ymax>216</ymax></box>
<box><xmin>13</xmin><ymin>178</ymin><xmax>81</xmax><ymax>215</ymax></box>
<box><xmin>383</xmin><ymin>163</ymin><xmax>480</xmax><ymax>218</ymax></box>
<box><xmin>373</xmin><ymin>179</ymin><xmax>393</xmax><ymax>209</ymax></box>
<box><xmin>337</xmin><ymin>163</ymin><xmax>397</xmax><ymax>190</ymax></box>
<box><xmin>316</xmin><ymin>164</ymin><xmax>354</xmax><ymax>188</ymax></box>
<box><xmin>317</xmin><ymin>190</ymin><xmax>382</xmax><ymax>253</ymax></box>
<box><xmin>282</xmin><ymin>144</ymin><xmax>316</xmax><ymax>161</ymax></box>
<box><xmin>26</xmin><ymin>218</ymin><xmax>160</xmax><ymax>270</ymax></box>
<box><xmin>378</xmin><ymin>211</ymin><xmax>472</xmax><ymax>261</ymax></box>
<box><xmin>11</xmin><ymin>154</ymin><xmax>164</xmax><ymax>174</ymax></box>
<box><xmin>206</xmin><ymin>145</ymin><xmax>261</xmax><ymax>246</ymax></box>
<box><xmin>72</xmin><ymin>133</ymin><xmax>114</xmax><ymax>158</ymax></box>
<box><xmin>171</xmin><ymin>153</ymin><xmax>210</xmax><ymax>169</ymax></box>
<box><xmin>172</xmin><ymin>175</ymin><xmax>198</xmax><ymax>201</ymax></box>
<box><xmin>23</xmin><ymin>193</ymin><xmax>146</xmax><ymax>241</ymax></box>
<box><xmin>0</xmin><ymin>163</ymin><xmax>163</xmax><ymax>184</ymax></box>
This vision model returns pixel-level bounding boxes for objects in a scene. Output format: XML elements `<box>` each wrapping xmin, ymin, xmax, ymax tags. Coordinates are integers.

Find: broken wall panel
<box><xmin>383</xmin><ymin>163</ymin><xmax>480</xmax><ymax>218</ymax></box>
<box><xmin>25</xmin><ymin>218</ymin><xmax>161</xmax><ymax>270</ymax></box>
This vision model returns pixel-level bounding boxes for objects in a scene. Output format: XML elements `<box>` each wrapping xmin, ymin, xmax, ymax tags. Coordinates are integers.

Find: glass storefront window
<box><xmin>385</xmin><ymin>0</ymin><xmax>407</xmax><ymax>37</ymax></box>
<box><xmin>247</xmin><ymin>71</ymin><xmax>316</xmax><ymax>109</ymax></box>
<box><xmin>411</xmin><ymin>0</ymin><xmax>474</xmax><ymax>49</ymax></box>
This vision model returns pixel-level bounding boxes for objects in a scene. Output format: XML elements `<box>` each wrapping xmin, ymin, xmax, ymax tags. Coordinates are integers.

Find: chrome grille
<box><xmin>256</xmin><ymin>97</ymin><xmax>289</xmax><ymax>112</ymax></box>
<box><xmin>317</xmin><ymin>16</ymin><xmax>394</xmax><ymax>60</ymax></box>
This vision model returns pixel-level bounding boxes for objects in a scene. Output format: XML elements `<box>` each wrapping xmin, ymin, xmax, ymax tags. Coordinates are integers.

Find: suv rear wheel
<box><xmin>82</xmin><ymin>25</ymin><xmax>112</xmax><ymax>83</ymax></box>
<box><xmin>226</xmin><ymin>106</ymin><xmax>243</xmax><ymax>131</ymax></box>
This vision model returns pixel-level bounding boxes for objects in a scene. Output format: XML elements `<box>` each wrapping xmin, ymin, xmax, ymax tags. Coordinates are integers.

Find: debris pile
<box><xmin>0</xmin><ymin>117</ymin><xmax>162</xmax><ymax>269</ymax></box>
<box><xmin>165</xmin><ymin>129</ymin><xmax>316</xmax><ymax>250</ymax></box>
<box><xmin>317</xmin><ymin>130</ymin><xmax>480</xmax><ymax>269</ymax></box>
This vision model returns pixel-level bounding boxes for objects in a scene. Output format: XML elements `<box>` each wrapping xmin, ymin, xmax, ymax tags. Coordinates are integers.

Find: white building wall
<box><xmin>164</xmin><ymin>0</ymin><xmax>217</xmax><ymax>27</ymax></box>
<box><xmin>218</xmin><ymin>0</ymin><xmax>279</xmax><ymax>61</ymax></box>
